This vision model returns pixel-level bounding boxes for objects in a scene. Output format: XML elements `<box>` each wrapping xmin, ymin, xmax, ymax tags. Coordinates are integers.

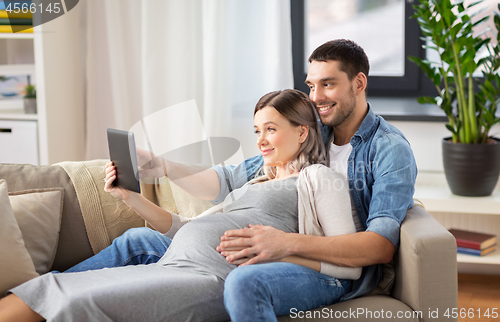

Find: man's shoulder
<box><xmin>371</xmin><ymin>115</ymin><xmax>411</xmax><ymax>146</ymax></box>
<box><xmin>364</xmin><ymin>116</ymin><xmax>416</xmax><ymax>166</ymax></box>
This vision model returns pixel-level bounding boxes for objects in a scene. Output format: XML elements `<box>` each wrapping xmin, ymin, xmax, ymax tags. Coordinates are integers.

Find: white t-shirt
<box><xmin>329</xmin><ymin>142</ymin><xmax>362</xmax><ymax>232</ymax></box>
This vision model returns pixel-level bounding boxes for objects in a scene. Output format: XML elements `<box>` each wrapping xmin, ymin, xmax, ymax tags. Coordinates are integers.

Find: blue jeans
<box><xmin>224</xmin><ymin>263</ymin><xmax>351</xmax><ymax>322</ymax></box>
<box><xmin>65</xmin><ymin>227</ymin><xmax>171</xmax><ymax>272</ymax></box>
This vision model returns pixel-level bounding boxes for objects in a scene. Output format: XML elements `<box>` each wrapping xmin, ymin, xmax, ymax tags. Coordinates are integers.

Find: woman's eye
<box><xmin>268</xmin><ymin>128</ymin><xmax>276</xmax><ymax>132</ymax></box>
<box><xmin>254</xmin><ymin>130</ymin><xmax>260</xmax><ymax>135</ymax></box>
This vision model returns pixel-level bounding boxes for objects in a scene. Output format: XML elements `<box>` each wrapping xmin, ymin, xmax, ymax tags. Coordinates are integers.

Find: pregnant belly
<box><xmin>157</xmin><ymin>212</ymin><xmax>258</xmax><ymax>277</ymax></box>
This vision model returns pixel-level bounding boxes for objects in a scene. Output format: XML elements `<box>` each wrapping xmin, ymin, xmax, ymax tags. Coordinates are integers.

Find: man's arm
<box><xmin>167</xmin><ymin>154</ymin><xmax>264</xmax><ymax>201</ymax></box>
<box><xmin>164</xmin><ymin>162</ymin><xmax>220</xmax><ymax>201</ymax></box>
<box><xmin>136</xmin><ymin>147</ymin><xmax>221</xmax><ymax>200</ymax></box>
<box><xmin>219</xmin><ymin>226</ymin><xmax>394</xmax><ymax>267</ymax></box>
<box><xmin>137</xmin><ymin>148</ymin><xmax>263</xmax><ymax>201</ymax></box>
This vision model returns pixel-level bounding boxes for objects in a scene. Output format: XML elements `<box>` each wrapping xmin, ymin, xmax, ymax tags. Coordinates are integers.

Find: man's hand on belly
<box><xmin>216</xmin><ymin>225</ymin><xmax>293</xmax><ymax>266</ymax></box>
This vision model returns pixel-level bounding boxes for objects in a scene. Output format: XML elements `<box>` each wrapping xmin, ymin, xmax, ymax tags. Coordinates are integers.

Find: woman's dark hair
<box><xmin>253</xmin><ymin>89</ymin><xmax>326</xmax><ymax>179</ymax></box>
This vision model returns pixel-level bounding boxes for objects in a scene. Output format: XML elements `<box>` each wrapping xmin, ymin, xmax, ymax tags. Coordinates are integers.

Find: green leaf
<box><xmin>467</xmin><ymin>0</ymin><xmax>484</xmax><ymax>9</ymax></box>
<box><xmin>408</xmin><ymin>56</ymin><xmax>440</xmax><ymax>81</ymax></box>
<box><xmin>484</xmin><ymin>79</ymin><xmax>496</xmax><ymax>94</ymax></box>
<box><xmin>417</xmin><ymin>96</ymin><xmax>439</xmax><ymax>105</ymax></box>
<box><xmin>439</xmin><ymin>2</ymin><xmax>455</xmax><ymax>27</ymax></box>
<box><xmin>473</xmin><ymin>38</ymin><xmax>490</xmax><ymax>53</ymax></box>
<box><xmin>422</xmin><ymin>44</ymin><xmax>439</xmax><ymax>51</ymax></box>
<box><xmin>472</xmin><ymin>15</ymin><xmax>490</xmax><ymax>28</ymax></box>
<box><xmin>483</xmin><ymin>111</ymin><xmax>494</xmax><ymax>124</ymax></box>
<box><xmin>450</xmin><ymin>23</ymin><xmax>463</xmax><ymax>39</ymax></box>
<box><xmin>433</xmin><ymin>73</ymin><xmax>442</xmax><ymax>86</ymax></box>
<box><xmin>446</xmin><ymin>124</ymin><xmax>456</xmax><ymax>134</ymax></box>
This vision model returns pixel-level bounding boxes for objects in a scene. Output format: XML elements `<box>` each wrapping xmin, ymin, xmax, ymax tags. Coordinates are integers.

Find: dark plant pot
<box><xmin>442</xmin><ymin>137</ymin><xmax>500</xmax><ymax>196</ymax></box>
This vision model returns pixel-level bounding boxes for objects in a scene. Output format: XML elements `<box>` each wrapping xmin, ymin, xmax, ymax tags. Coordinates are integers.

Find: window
<box><xmin>291</xmin><ymin>0</ymin><xmax>435</xmax><ymax>97</ymax></box>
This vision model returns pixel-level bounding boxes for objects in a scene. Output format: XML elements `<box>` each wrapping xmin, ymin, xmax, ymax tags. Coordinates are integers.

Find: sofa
<box><xmin>0</xmin><ymin>160</ymin><xmax>458</xmax><ymax>321</ymax></box>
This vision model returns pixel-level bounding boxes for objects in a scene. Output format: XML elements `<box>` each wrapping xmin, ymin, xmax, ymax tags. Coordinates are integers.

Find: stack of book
<box><xmin>0</xmin><ymin>1</ymin><xmax>33</xmax><ymax>33</ymax></box>
<box><xmin>449</xmin><ymin>228</ymin><xmax>497</xmax><ymax>256</ymax></box>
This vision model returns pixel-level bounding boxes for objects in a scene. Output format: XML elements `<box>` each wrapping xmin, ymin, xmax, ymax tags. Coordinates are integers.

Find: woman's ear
<box><xmin>299</xmin><ymin>125</ymin><xmax>309</xmax><ymax>143</ymax></box>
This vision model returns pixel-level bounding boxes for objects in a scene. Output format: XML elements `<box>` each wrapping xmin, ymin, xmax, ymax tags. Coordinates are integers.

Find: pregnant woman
<box><xmin>0</xmin><ymin>89</ymin><xmax>359</xmax><ymax>322</ymax></box>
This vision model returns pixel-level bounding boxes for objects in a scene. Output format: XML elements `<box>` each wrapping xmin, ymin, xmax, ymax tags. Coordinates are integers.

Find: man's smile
<box><xmin>317</xmin><ymin>103</ymin><xmax>335</xmax><ymax>115</ymax></box>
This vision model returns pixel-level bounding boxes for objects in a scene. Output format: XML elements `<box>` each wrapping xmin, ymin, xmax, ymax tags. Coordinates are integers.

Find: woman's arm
<box><xmin>105</xmin><ymin>162</ymin><xmax>173</xmax><ymax>234</ymax></box>
<box><xmin>298</xmin><ymin>165</ymin><xmax>362</xmax><ymax>279</ymax></box>
<box><xmin>279</xmin><ymin>256</ymin><xmax>321</xmax><ymax>271</ymax></box>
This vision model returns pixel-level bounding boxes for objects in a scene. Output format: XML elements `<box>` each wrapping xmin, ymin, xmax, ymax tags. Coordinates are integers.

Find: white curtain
<box><xmin>83</xmin><ymin>0</ymin><xmax>293</xmax><ymax>161</ymax></box>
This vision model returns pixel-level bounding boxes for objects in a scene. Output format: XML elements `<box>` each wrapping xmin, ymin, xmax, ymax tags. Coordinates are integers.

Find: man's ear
<box><xmin>355</xmin><ymin>72</ymin><xmax>367</xmax><ymax>94</ymax></box>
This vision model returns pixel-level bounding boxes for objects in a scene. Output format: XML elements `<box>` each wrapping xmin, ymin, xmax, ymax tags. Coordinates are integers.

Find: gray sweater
<box><xmin>158</xmin><ymin>176</ymin><xmax>299</xmax><ymax>279</ymax></box>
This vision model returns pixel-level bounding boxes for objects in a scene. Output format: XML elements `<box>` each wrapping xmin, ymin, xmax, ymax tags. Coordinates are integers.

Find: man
<box><xmin>67</xmin><ymin>39</ymin><xmax>417</xmax><ymax>320</ymax></box>
<box><xmin>214</xmin><ymin>39</ymin><xmax>417</xmax><ymax>320</ymax></box>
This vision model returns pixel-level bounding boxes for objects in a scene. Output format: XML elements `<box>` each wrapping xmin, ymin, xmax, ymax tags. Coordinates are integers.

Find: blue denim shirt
<box><xmin>212</xmin><ymin>104</ymin><xmax>417</xmax><ymax>300</ymax></box>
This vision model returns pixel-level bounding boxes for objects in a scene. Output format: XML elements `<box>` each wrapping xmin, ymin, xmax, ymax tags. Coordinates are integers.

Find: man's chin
<box><xmin>319</xmin><ymin>115</ymin><xmax>335</xmax><ymax>127</ymax></box>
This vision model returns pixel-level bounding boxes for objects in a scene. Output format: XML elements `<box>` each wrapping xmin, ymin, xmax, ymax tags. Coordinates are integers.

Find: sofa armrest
<box><xmin>392</xmin><ymin>205</ymin><xmax>458</xmax><ymax>321</ymax></box>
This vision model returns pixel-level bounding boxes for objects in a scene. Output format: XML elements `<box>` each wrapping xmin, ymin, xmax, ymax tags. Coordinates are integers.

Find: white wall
<box><xmin>37</xmin><ymin>3</ymin><xmax>85</xmax><ymax>164</ymax></box>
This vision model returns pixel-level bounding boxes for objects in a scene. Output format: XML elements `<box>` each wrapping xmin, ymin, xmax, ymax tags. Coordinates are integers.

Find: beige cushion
<box><xmin>9</xmin><ymin>188</ymin><xmax>64</xmax><ymax>274</ymax></box>
<box><xmin>0</xmin><ymin>180</ymin><xmax>39</xmax><ymax>297</ymax></box>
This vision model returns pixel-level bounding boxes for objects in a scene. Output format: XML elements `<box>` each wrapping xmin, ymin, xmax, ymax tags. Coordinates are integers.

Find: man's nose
<box><xmin>310</xmin><ymin>87</ymin><xmax>325</xmax><ymax>104</ymax></box>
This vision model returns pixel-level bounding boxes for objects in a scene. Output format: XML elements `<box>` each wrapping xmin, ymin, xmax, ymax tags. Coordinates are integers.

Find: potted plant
<box><xmin>410</xmin><ymin>0</ymin><xmax>500</xmax><ymax>196</ymax></box>
<box><xmin>23</xmin><ymin>83</ymin><xmax>36</xmax><ymax>114</ymax></box>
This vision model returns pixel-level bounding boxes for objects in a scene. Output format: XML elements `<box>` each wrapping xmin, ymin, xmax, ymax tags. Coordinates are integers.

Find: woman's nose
<box><xmin>257</xmin><ymin>134</ymin><xmax>267</xmax><ymax>146</ymax></box>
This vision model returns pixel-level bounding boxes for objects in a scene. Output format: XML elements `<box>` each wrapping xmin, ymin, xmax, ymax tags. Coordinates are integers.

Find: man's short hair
<box><xmin>308</xmin><ymin>39</ymin><xmax>370</xmax><ymax>80</ymax></box>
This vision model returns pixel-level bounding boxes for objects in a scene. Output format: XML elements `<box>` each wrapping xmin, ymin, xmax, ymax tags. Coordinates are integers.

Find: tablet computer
<box><xmin>107</xmin><ymin>128</ymin><xmax>141</xmax><ymax>193</ymax></box>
